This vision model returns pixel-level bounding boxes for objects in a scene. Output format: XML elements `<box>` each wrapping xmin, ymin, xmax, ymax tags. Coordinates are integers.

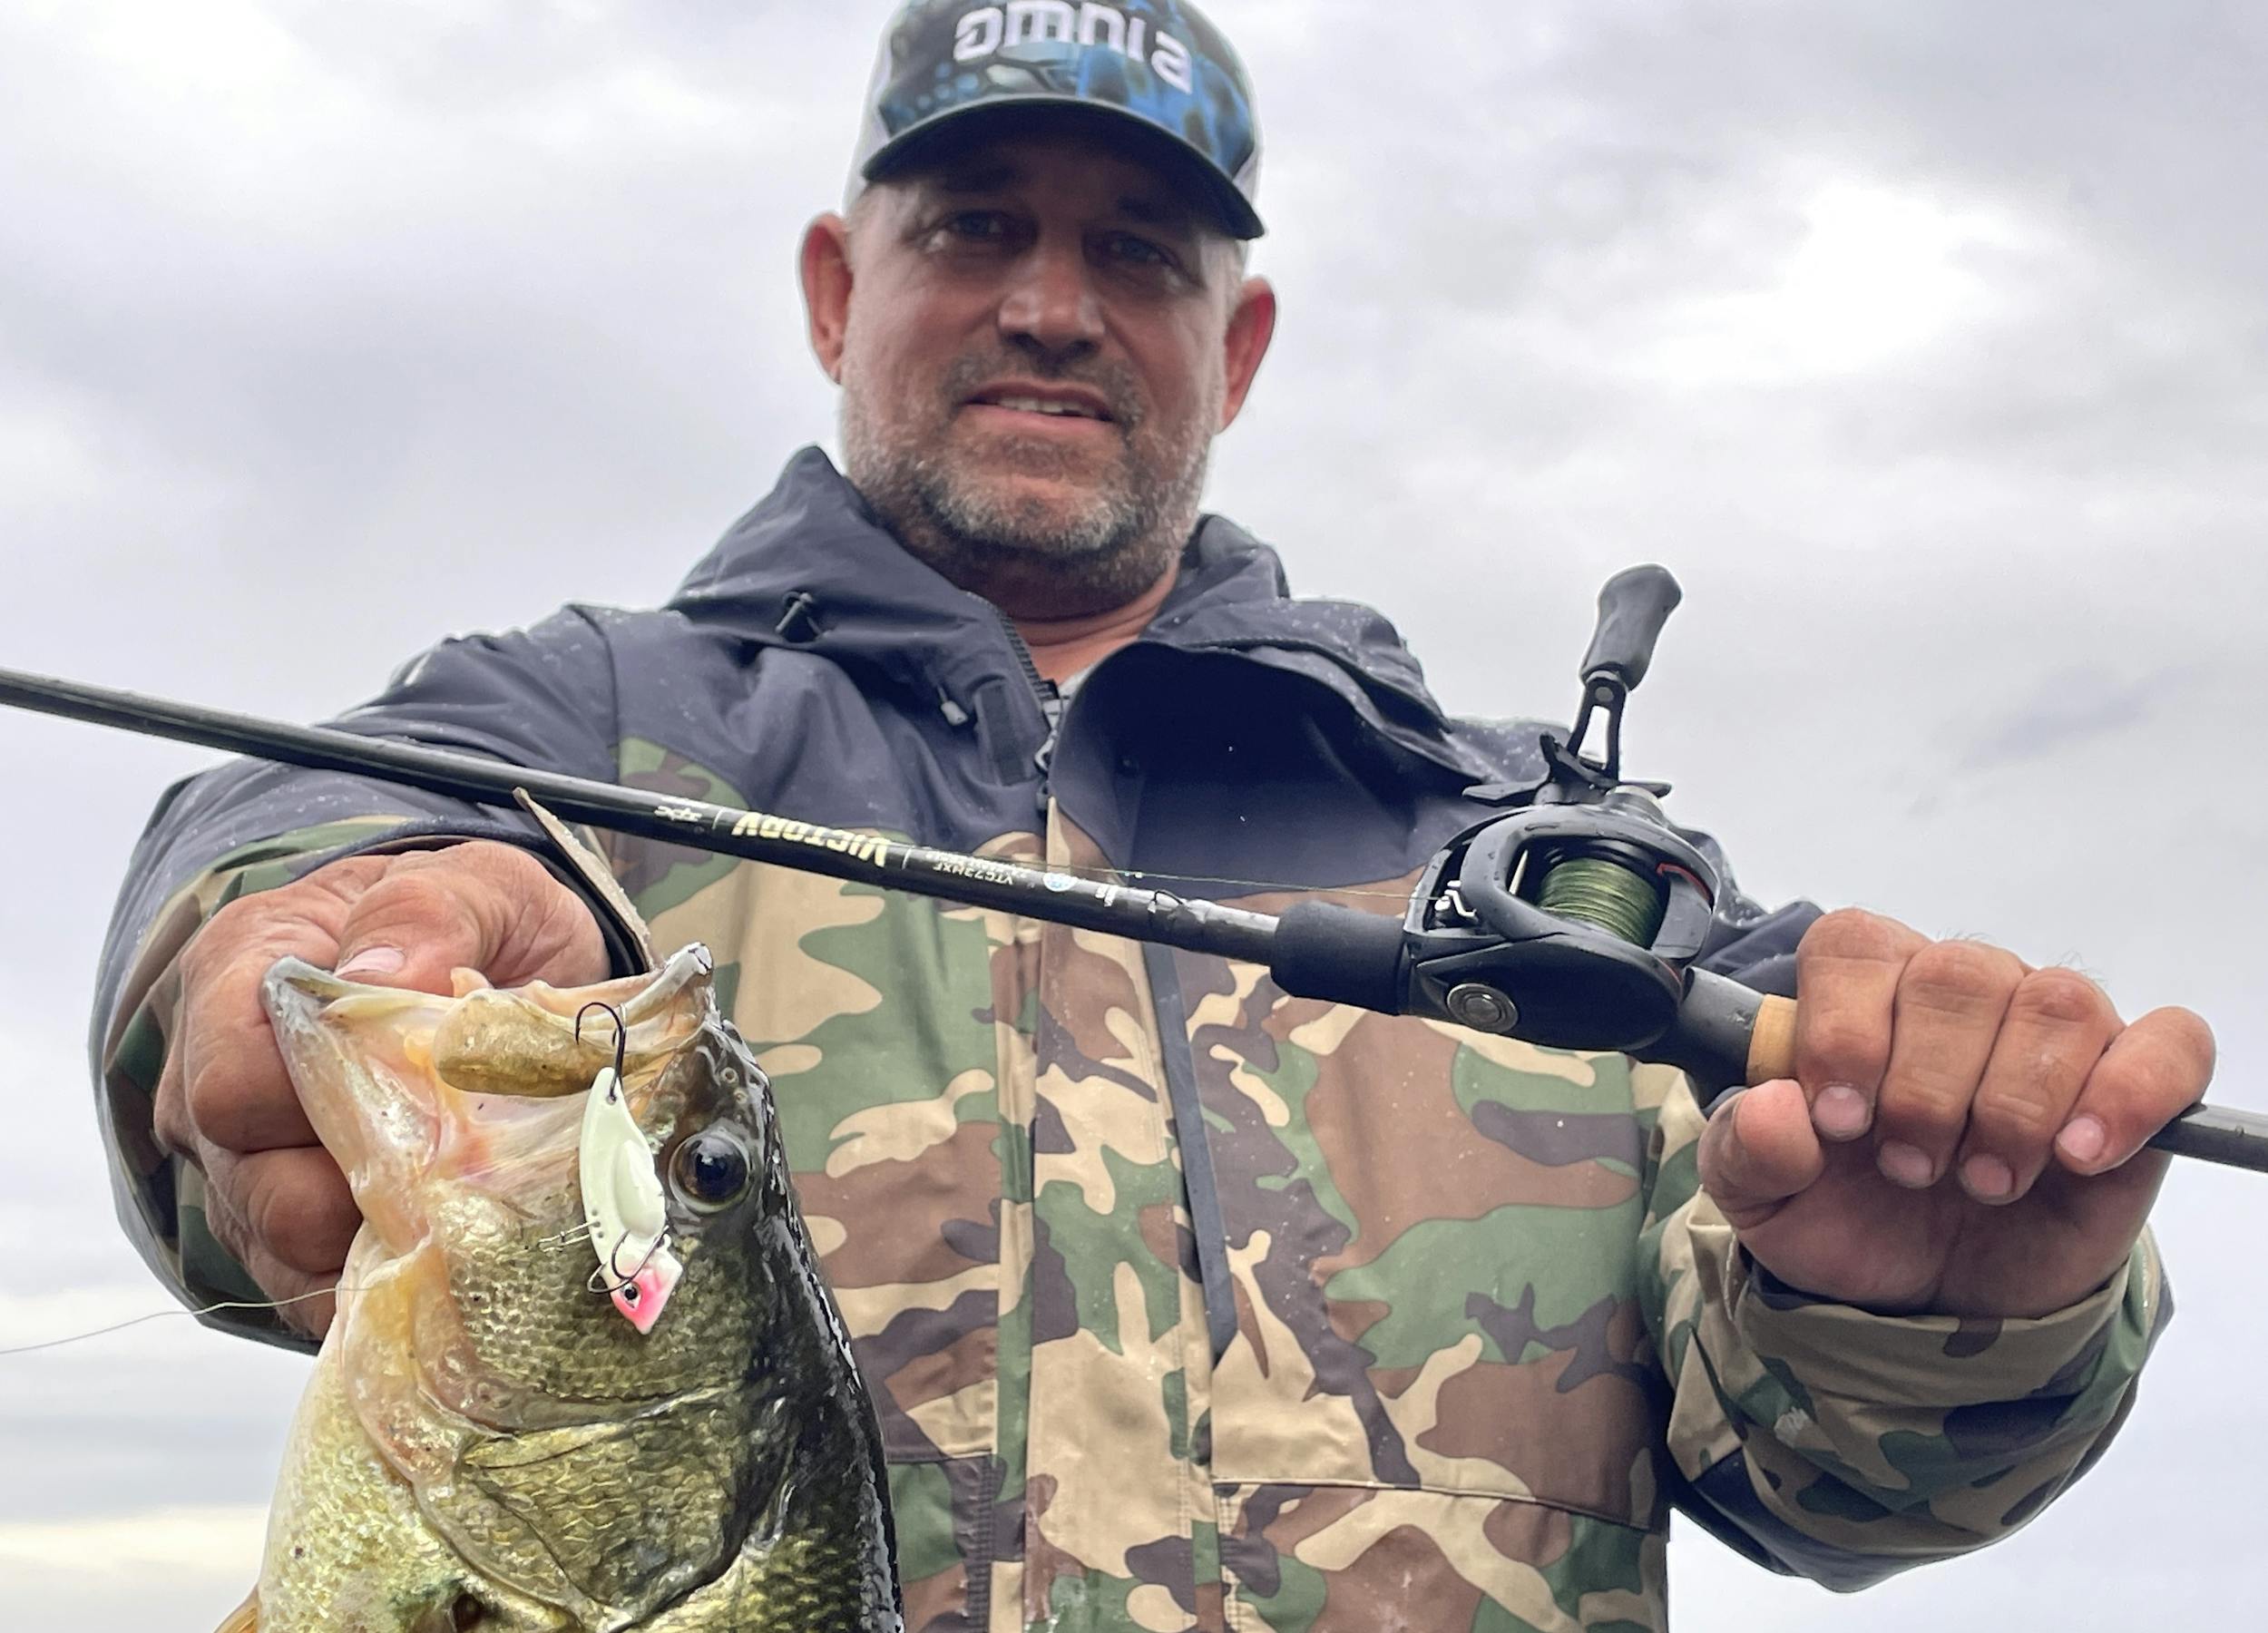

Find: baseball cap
<box><xmin>849</xmin><ymin>0</ymin><xmax>1265</xmax><ymax>239</ymax></box>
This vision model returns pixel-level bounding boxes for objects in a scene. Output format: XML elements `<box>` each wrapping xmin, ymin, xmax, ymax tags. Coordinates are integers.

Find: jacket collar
<box><xmin>668</xmin><ymin>446</ymin><xmax>1466</xmax><ymax>754</ymax></box>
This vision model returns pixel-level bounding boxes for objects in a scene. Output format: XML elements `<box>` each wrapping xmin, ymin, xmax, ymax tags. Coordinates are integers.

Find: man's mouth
<box><xmin>963</xmin><ymin>384</ymin><xmax>1116</xmax><ymax>423</ymax></box>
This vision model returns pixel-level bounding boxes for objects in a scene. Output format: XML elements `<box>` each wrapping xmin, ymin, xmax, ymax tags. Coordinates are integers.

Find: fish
<box><xmin>220</xmin><ymin>942</ymin><xmax>902</xmax><ymax>1632</ymax></box>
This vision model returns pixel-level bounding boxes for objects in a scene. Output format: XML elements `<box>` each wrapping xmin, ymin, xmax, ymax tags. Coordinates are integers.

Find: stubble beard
<box><xmin>841</xmin><ymin>355</ymin><xmax>1216</xmax><ymax>619</ymax></box>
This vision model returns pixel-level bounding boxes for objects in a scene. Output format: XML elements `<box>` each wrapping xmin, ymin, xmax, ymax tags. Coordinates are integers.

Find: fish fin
<box><xmin>514</xmin><ymin>790</ymin><xmax>657</xmax><ymax>971</ymax></box>
<box><xmin>213</xmin><ymin>1589</ymin><xmax>259</xmax><ymax>1632</ymax></box>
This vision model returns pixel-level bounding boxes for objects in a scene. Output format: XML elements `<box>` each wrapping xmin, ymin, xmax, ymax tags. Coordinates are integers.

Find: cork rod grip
<box><xmin>1665</xmin><ymin>975</ymin><xmax>2268</xmax><ymax>1171</ymax></box>
<box><xmin>1746</xmin><ymin>994</ymin><xmax>1798</xmax><ymax>1084</ymax></box>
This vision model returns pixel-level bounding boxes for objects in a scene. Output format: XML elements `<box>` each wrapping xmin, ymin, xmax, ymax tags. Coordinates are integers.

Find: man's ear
<box><xmin>801</xmin><ymin>213</ymin><xmax>855</xmax><ymax>383</ymax></box>
<box><xmin>1217</xmin><ymin>276</ymin><xmax>1277</xmax><ymax>431</ymax></box>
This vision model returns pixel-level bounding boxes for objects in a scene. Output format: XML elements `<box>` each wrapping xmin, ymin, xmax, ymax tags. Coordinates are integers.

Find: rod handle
<box><xmin>1735</xmin><ymin>993</ymin><xmax>2268</xmax><ymax>1174</ymax></box>
<box><xmin>1270</xmin><ymin>900</ymin><xmax>1408</xmax><ymax>1015</ymax></box>
<box><xmin>1746</xmin><ymin>994</ymin><xmax>1798</xmax><ymax>1083</ymax></box>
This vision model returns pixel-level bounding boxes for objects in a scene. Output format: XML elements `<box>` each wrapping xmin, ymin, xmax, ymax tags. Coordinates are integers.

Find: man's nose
<box><xmin>996</xmin><ymin>239</ymin><xmax>1103</xmax><ymax>360</ymax></box>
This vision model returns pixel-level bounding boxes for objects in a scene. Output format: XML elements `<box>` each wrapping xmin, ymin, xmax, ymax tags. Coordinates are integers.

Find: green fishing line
<box><xmin>1536</xmin><ymin>856</ymin><xmax>1666</xmax><ymax>948</ymax></box>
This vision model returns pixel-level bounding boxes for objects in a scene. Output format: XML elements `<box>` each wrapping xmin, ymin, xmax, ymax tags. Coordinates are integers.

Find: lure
<box><xmin>575</xmin><ymin>1003</ymin><xmax>682</xmax><ymax>1333</ymax></box>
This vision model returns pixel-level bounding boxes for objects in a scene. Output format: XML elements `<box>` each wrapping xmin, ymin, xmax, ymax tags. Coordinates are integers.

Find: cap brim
<box><xmin>860</xmin><ymin>97</ymin><xmax>1263</xmax><ymax>240</ymax></box>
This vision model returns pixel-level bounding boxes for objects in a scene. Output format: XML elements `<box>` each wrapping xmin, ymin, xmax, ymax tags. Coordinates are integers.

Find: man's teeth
<box><xmin>986</xmin><ymin>396</ymin><xmax>1100</xmax><ymax>418</ymax></box>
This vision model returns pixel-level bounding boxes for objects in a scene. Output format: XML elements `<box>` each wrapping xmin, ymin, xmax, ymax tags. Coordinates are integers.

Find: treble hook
<box><xmin>585</xmin><ymin>1235</ymin><xmax>667</xmax><ymax>1299</ymax></box>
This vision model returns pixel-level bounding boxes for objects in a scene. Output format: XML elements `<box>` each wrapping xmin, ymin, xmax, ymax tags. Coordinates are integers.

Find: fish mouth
<box><xmin>264</xmin><ymin>944</ymin><xmax>718</xmax><ymax>1099</ymax></box>
<box><xmin>264</xmin><ymin>944</ymin><xmax>710</xmax><ymax>1025</ymax></box>
<box><xmin>264</xmin><ymin>944</ymin><xmax>726</xmax><ymax>1134</ymax></box>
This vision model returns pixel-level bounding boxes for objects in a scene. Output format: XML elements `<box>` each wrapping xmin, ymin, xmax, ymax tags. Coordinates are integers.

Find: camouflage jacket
<box><xmin>95</xmin><ymin>448</ymin><xmax>2168</xmax><ymax>1632</ymax></box>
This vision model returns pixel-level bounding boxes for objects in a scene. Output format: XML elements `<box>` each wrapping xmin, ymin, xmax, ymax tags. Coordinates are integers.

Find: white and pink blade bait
<box><xmin>577</xmin><ymin>1062</ymin><xmax>682</xmax><ymax>1334</ymax></box>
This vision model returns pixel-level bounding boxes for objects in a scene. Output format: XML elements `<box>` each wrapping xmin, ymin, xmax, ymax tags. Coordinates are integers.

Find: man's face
<box><xmin>803</xmin><ymin>114</ymin><xmax>1275</xmax><ymax>618</ymax></box>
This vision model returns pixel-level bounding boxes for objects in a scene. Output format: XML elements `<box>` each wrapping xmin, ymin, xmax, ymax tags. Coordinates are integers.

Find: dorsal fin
<box><xmin>513</xmin><ymin>789</ymin><xmax>657</xmax><ymax>971</ymax></box>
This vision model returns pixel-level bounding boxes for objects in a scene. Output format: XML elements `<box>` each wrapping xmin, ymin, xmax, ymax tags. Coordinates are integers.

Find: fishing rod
<box><xmin>5</xmin><ymin>568</ymin><xmax>2263</xmax><ymax>1172</ymax></box>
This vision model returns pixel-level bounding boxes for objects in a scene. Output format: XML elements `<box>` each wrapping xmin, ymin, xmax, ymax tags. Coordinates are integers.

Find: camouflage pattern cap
<box><xmin>850</xmin><ymin>0</ymin><xmax>1265</xmax><ymax>239</ymax></box>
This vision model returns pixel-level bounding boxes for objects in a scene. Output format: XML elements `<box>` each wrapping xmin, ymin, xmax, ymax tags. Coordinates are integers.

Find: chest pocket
<box><xmin>1174</xmin><ymin>951</ymin><xmax>1673</xmax><ymax>1526</ymax></box>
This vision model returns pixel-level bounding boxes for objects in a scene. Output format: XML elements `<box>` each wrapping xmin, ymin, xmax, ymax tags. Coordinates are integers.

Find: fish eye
<box><xmin>669</xmin><ymin>1129</ymin><xmax>753</xmax><ymax>1212</ymax></box>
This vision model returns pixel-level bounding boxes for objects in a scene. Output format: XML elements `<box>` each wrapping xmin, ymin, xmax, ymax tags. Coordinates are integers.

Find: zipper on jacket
<box><xmin>999</xmin><ymin>609</ymin><xmax>1242</xmax><ymax>1379</ymax></box>
<box><xmin>993</xmin><ymin>611</ymin><xmax>1064</xmax><ymax>787</ymax></box>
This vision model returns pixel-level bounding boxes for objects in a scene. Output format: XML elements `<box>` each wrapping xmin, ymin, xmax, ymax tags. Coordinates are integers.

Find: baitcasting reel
<box><xmin>1275</xmin><ymin>566</ymin><xmax>1745</xmax><ymax>1061</ymax></box>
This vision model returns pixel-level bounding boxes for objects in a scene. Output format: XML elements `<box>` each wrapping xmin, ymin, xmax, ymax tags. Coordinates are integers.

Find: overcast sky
<box><xmin>2</xmin><ymin>1</ymin><xmax>2263</xmax><ymax>1628</ymax></box>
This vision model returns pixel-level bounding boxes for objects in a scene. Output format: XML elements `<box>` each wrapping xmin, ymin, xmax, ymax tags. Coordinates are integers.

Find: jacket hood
<box><xmin>668</xmin><ymin>446</ymin><xmax>1470</xmax><ymax>759</ymax></box>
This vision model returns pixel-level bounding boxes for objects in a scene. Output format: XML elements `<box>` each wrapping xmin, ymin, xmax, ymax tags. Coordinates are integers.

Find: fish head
<box><xmin>260</xmin><ymin>943</ymin><xmax>793</xmax><ymax>1406</ymax></box>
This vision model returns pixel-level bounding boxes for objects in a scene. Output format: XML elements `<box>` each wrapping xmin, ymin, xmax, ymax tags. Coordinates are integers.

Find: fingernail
<box><xmin>1878</xmin><ymin>1141</ymin><xmax>1936</xmax><ymax>1188</ymax></box>
<box><xmin>336</xmin><ymin>945</ymin><xmax>406</xmax><ymax>981</ymax></box>
<box><xmin>2057</xmin><ymin>1116</ymin><xmax>2107</xmax><ymax>1167</ymax></box>
<box><xmin>1960</xmin><ymin>1154</ymin><xmax>2015</xmax><ymax>1203</ymax></box>
<box><xmin>1813</xmin><ymin>1084</ymin><xmax>1871</xmax><ymax>1140</ymax></box>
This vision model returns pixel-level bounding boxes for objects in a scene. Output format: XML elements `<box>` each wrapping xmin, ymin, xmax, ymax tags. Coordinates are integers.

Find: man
<box><xmin>93</xmin><ymin>2</ymin><xmax>2210</xmax><ymax>1628</ymax></box>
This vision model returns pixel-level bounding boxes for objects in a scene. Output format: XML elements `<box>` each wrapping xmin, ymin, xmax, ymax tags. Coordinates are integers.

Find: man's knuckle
<box><xmin>1802</xmin><ymin>907</ymin><xmax>1905</xmax><ymax>963</ymax></box>
<box><xmin>306</xmin><ymin>854</ymin><xmax>390</xmax><ymax>898</ymax></box>
<box><xmin>181</xmin><ymin>910</ymin><xmax>252</xmax><ymax>980</ymax></box>
<box><xmin>478</xmin><ymin>839</ymin><xmax>549</xmax><ymax>877</ymax></box>
<box><xmin>200</xmin><ymin>891</ymin><xmax>265</xmax><ymax>939</ymax></box>
<box><xmin>1972</xmin><ymin>1072</ymin><xmax>2068</xmax><ymax>1141</ymax></box>
<box><xmin>270</xmin><ymin>1198</ymin><xmax>353</xmax><ymax>1274</ymax></box>
<box><xmin>1800</xmin><ymin>1012</ymin><xmax>1883</xmax><ymax>1071</ymax></box>
<box><xmin>2008</xmin><ymin>968</ymin><xmax>2112</xmax><ymax>1032</ymax></box>
<box><xmin>2147</xmin><ymin>1007</ymin><xmax>2218</xmax><ymax>1080</ymax></box>
<box><xmin>1899</xmin><ymin>941</ymin><xmax>2019</xmax><ymax>1012</ymax></box>
<box><xmin>1880</xmin><ymin>1071</ymin><xmax>1974</xmax><ymax>1127</ymax></box>
<box><xmin>367</xmin><ymin>869</ymin><xmax>479</xmax><ymax>934</ymax></box>
<box><xmin>192</xmin><ymin>1041</ymin><xmax>304</xmax><ymax>1152</ymax></box>
<box><xmin>181</xmin><ymin>1060</ymin><xmax>242</xmax><ymax>1144</ymax></box>
<box><xmin>485</xmin><ymin>854</ymin><xmax>570</xmax><ymax>910</ymax></box>
<box><xmin>245</xmin><ymin>1163</ymin><xmax>318</xmax><ymax>1252</ymax></box>
<box><xmin>241</xmin><ymin>1169</ymin><xmax>284</xmax><ymax>1254</ymax></box>
<box><xmin>431</xmin><ymin>839</ymin><xmax>538</xmax><ymax>888</ymax></box>
<box><xmin>200</xmin><ymin>875</ymin><xmax>327</xmax><ymax>946</ymax></box>
<box><xmin>2107</xmin><ymin>1014</ymin><xmax>2216</xmax><ymax>1106</ymax></box>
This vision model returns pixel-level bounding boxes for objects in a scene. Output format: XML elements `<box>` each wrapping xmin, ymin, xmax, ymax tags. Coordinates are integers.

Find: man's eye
<box><xmin>1100</xmin><ymin>232</ymin><xmax>1170</xmax><ymax>267</ymax></box>
<box><xmin>942</xmin><ymin>211</ymin><xmax>1012</xmax><ymax>240</ymax></box>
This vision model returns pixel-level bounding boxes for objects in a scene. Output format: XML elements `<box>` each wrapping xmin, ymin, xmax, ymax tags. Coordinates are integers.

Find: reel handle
<box><xmin>1579</xmin><ymin>565</ymin><xmax>1684</xmax><ymax>689</ymax></box>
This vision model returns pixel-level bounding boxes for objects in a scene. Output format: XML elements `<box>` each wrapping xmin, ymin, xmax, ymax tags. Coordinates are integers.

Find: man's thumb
<box><xmin>1696</xmin><ymin>1078</ymin><xmax>1826</xmax><ymax>1229</ymax></box>
<box><xmin>331</xmin><ymin>843</ymin><xmax>608</xmax><ymax>995</ymax></box>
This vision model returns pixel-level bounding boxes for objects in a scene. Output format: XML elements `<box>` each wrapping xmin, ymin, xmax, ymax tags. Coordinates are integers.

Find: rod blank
<box><xmin>0</xmin><ymin>663</ymin><xmax>1282</xmax><ymax>963</ymax></box>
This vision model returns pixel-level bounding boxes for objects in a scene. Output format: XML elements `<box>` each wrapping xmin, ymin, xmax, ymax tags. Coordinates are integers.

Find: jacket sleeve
<box><xmin>89</xmin><ymin>607</ymin><xmax>634</xmax><ymax>1349</ymax></box>
<box><xmin>1633</xmin><ymin>871</ymin><xmax>2171</xmax><ymax>1587</ymax></box>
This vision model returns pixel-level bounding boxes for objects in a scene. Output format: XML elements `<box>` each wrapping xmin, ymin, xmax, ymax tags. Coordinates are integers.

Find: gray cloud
<box><xmin>1954</xmin><ymin>662</ymin><xmax>2199</xmax><ymax>770</ymax></box>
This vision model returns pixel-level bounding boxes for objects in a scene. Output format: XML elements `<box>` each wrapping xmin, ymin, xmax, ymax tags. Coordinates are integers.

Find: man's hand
<box><xmin>151</xmin><ymin>841</ymin><xmax>609</xmax><ymax>1337</ymax></box>
<box><xmin>1696</xmin><ymin>908</ymin><xmax>2215</xmax><ymax>1319</ymax></box>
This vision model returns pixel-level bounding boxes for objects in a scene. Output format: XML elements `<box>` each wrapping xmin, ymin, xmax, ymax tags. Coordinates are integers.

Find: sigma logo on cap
<box><xmin>953</xmin><ymin>3</ymin><xmax>1197</xmax><ymax>94</ymax></box>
